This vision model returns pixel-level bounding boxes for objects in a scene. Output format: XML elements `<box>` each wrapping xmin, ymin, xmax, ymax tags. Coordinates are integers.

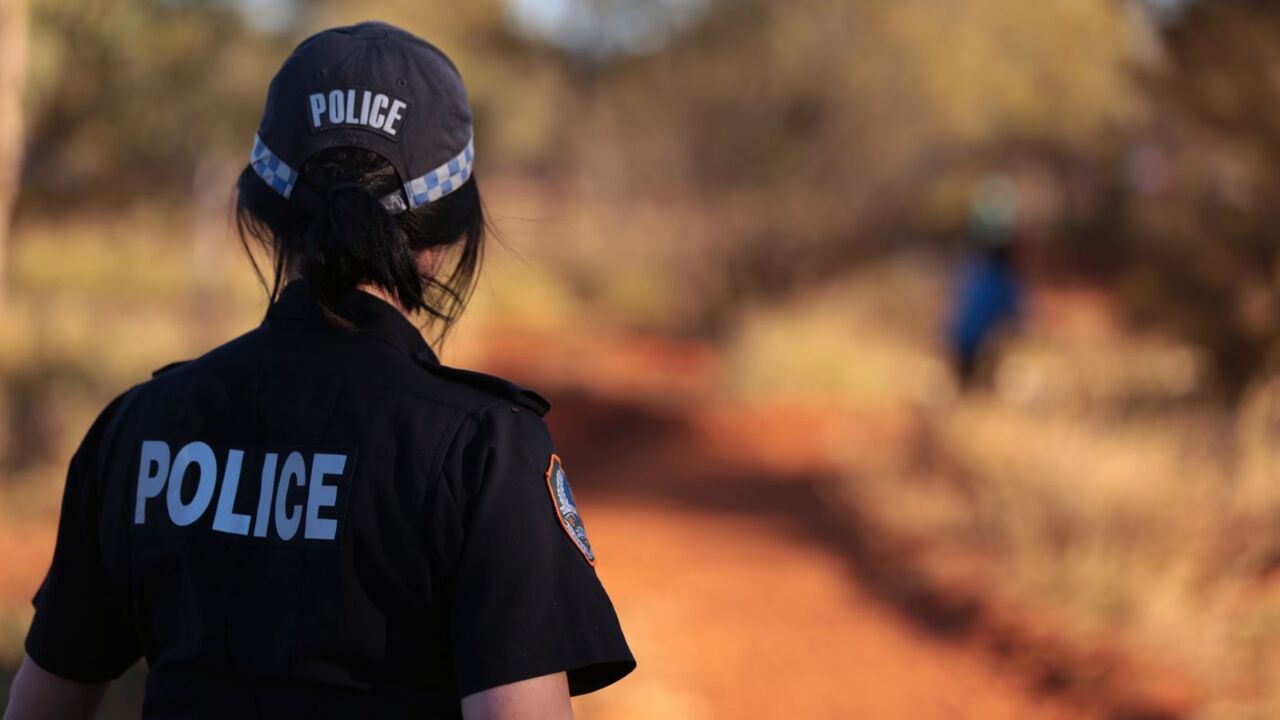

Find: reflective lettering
<box><xmin>135</xmin><ymin>440</ymin><xmax>171</xmax><ymax>524</ymax></box>
<box><xmin>253</xmin><ymin>452</ymin><xmax>277</xmax><ymax>538</ymax></box>
<box><xmin>368</xmin><ymin>94</ymin><xmax>389</xmax><ymax>129</ymax></box>
<box><xmin>166</xmin><ymin>442</ymin><xmax>217</xmax><ymax>527</ymax></box>
<box><xmin>211</xmin><ymin>449</ymin><xmax>250</xmax><ymax>536</ymax></box>
<box><xmin>131</xmin><ymin>441</ymin><xmax>349</xmax><ymax>542</ymax></box>
<box><xmin>358</xmin><ymin>90</ymin><xmax>372</xmax><ymax>126</ymax></box>
<box><xmin>274</xmin><ymin>451</ymin><xmax>306</xmax><ymax>541</ymax></box>
<box><xmin>344</xmin><ymin>89</ymin><xmax>358</xmax><ymax>123</ymax></box>
<box><xmin>384</xmin><ymin>99</ymin><xmax>408</xmax><ymax>136</ymax></box>
<box><xmin>308</xmin><ymin>93</ymin><xmax>326</xmax><ymax>129</ymax></box>
<box><xmin>307</xmin><ymin>89</ymin><xmax>407</xmax><ymax>137</ymax></box>
<box><xmin>304</xmin><ymin>453</ymin><xmax>346</xmax><ymax>540</ymax></box>
<box><xmin>327</xmin><ymin>89</ymin><xmax>345</xmax><ymax>125</ymax></box>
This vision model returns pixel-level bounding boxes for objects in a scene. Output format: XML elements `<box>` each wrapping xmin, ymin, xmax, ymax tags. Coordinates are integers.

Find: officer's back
<box><xmin>129</xmin><ymin>284</ymin><xmax>504</xmax><ymax>715</ymax></box>
<box><xmin>9</xmin><ymin>21</ymin><xmax>633</xmax><ymax>720</ymax></box>
<box><xmin>28</xmin><ymin>281</ymin><xmax>632</xmax><ymax>718</ymax></box>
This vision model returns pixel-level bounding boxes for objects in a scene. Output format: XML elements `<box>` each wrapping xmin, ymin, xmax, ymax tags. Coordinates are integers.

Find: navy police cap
<box><xmin>250</xmin><ymin>21</ymin><xmax>474</xmax><ymax>214</ymax></box>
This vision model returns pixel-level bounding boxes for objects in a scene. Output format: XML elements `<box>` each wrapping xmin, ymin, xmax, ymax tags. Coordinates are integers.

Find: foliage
<box><xmin>1123</xmin><ymin>0</ymin><xmax>1280</xmax><ymax>398</ymax></box>
<box><xmin>11</xmin><ymin>0</ymin><xmax>1276</xmax><ymax>390</ymax></box>
<box><xmin>726</xmin><ymin>257</ymin><xmax>1280</xmax><ymax>717</ymax></box>
<box><xmin>20</xmin><ymin>0</ymin><xmax>296</xmax><ymax>208</ymax></box>
<box><xmin>525</xmin><ymin>0</ymin><xmax>1145</xmax><ymax>334</ymax></box>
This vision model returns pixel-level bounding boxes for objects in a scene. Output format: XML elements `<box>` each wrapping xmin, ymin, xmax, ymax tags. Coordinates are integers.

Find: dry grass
<box><xmin>722</xmin><ymin>257</ymin><xmax>1280</xmax><ymax>720</ymax></box>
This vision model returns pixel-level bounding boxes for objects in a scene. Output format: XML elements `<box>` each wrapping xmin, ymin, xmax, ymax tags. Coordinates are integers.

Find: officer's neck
<box><xmin>283</xmin><ymin>271</ymin><xmax>413</xmax><ymax>319</ymax></box>
<box><xmin>354</xmin><ymin>282</ymin><xmax>412</xmax><ymax>318</ymax></box>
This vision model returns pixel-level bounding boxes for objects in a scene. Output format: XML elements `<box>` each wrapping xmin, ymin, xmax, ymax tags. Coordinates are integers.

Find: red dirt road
<box><xmin>575</xmin><ymin>503</ymin><xmax>1080</xmax><ymax>720</ymax></box>
<box><xmin>0</xmin><ymin>332</ymin><xmax>1148</xmax><ymax>718</ymax></box>
<box><xmin>542</xmin><ymin>390</ymin><xmax>1085</xmax><ymax>720</ymax></box>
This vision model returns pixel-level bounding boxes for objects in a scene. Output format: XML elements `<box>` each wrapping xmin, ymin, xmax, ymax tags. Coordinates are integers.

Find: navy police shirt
<box><xmin>24</xmin><ymin>281</ymin><xmax>635</xmax><ymax>718</ymax></box>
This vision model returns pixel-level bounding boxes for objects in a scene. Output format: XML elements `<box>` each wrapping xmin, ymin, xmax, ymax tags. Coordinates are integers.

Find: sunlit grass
<box><xmin>722</xmin><ymin>254</ymin><xmax>953</xmax><ymax>409</ymax></box>
<box><xmin>724</xmin><ymin>258</ymin><xmax>1280</xmax><ymax>719</ymax></box>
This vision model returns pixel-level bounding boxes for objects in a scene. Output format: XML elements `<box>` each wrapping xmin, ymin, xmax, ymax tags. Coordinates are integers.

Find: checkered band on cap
<box><xmin>404</xmin><ymin>136</ymin><xmax>474</xmax><ymax>209</ymax></box>
<box><xmin>250</xmin><ymin>134</ymin><xmax>299</xmax><ymax>199</ymax></box>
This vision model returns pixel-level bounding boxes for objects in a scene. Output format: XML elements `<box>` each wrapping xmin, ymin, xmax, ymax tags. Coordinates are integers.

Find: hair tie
<box><xmin>325</xmin><ymin>182</ymin><xmax>365</xmax><ymax>203</ymax></box>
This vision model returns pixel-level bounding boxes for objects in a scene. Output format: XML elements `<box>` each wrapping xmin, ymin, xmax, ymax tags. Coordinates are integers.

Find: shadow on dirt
<box><xmin>548</xmin><ymin>388</ymin><xmax>1189</xmax><ymax>720</ymax></box>
<box><xmin>550</xmin><ymin>390</ymin><xmax>988</xmax><ymax>634</ymax></box>
<box><xmin>0</xmin><ymin>387</ymin><xmax>1182</xmax><ymax>720</ymax></box>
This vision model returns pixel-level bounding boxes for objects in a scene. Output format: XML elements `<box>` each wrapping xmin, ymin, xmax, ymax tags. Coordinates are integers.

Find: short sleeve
<box><xmin>443</xmin><ymin>403</ymin><xmax>635</xmax><ymax>699</ymax></box>
<box><xmin>25</xmin><ymin>397</ymin><xmax>142</xmax><ymax>682</ymax></box>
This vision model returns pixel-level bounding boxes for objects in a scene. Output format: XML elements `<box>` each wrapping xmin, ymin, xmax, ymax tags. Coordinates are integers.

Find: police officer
<box><xmin>4</xmin><ymin>22</ymin><xmax>633</xmax><ymax>720</ymax></box>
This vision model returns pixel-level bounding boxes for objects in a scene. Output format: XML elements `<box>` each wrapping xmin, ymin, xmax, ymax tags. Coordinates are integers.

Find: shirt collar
<box><xmin>265</xmin><ymin>280</ymin><xmax>439</xmax><ymax>364</ymax></box>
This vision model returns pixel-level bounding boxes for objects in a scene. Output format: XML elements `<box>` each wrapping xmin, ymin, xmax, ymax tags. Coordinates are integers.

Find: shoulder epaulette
<box><xmin>151</xmin><ymin>360</ymin><xmax>192</xmax><ymax>378</ymax></box>
<box><xmin>413</xmin><ymin>352</ymin><xmax>550</xmax><ymax>416</ymax></box>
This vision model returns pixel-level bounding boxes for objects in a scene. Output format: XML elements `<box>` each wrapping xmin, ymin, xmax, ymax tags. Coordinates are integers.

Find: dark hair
<box><xmin>234</xmin><ymin>147</ymin><xmax>485</xmax><ymax>340</ymax></box>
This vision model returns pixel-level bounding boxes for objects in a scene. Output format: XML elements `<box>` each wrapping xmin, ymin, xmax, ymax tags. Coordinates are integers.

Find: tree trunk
<box><xmin>0</xmin><ymin>0</ymin><xmax>28</xmax><ymax>308</ymax></box>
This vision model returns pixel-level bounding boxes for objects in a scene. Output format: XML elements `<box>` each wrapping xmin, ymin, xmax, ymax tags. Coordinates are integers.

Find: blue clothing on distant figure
<box><xmin>949</xmin><ymin>253</ymin><xmax>1022</xmax><ymax>366</ymax></box>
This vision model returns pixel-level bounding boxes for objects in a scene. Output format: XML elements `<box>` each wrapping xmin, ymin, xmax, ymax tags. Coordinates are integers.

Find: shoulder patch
<box><xmin>151</xmin><ymin>360</ymin><xmax>191</xmax><ymax>378</ymax></box>
<box><xmin>413</xmin><ymin>351</ymin><xmax>551</xmax><ymax>416</ymax></box>
<box><xmin>545</xmin><ymin>454</ymin><xmax>595</xmax><ymax>565</ymax></box>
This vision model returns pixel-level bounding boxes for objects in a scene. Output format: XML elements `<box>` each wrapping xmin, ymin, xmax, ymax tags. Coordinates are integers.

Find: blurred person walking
<box><xmin>2</xmin><ymin>22</ymin><xmax>632</xmax><ymax>720</ymax></box>
<box><xmin>947</xmin><ymin>176</ymin><xmax>1025</xmax><ymax>388</ymax></box>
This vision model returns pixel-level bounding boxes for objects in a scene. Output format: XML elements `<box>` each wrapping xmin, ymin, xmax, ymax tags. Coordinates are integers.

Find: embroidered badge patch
<box><xmin>545</xmin><ymin>454</ymin><xmax>595</xmax><ymax>565</ymax></box>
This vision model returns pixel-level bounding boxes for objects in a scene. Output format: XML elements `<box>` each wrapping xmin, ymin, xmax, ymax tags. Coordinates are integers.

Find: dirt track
<box><xmin>0</xmin><ymin>333</ymin><xmax>1166</xmax><ymax>718</ymax></box>
<box><xmin>543</xmin><ymin>389</ymin><xmax>1086</xmax><ymax>720</ymax></box>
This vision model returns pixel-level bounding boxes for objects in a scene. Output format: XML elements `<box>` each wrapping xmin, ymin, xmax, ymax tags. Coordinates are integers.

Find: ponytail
<box><xmin>234</xmin><ymin>147</ymin><xmax>486</xmax><ymax>340</ymax></box>
<box><xmin>300</xmin><ymin>181</ymin><xmax>424</xmax><ymax>318</ymax></box>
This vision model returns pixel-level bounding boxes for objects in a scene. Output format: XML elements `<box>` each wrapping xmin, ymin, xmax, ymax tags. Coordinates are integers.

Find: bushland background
<box><xmin>0</xmin><ymin>1</ymin><xmax>1279</xmax><ymax>718</ymax></box>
